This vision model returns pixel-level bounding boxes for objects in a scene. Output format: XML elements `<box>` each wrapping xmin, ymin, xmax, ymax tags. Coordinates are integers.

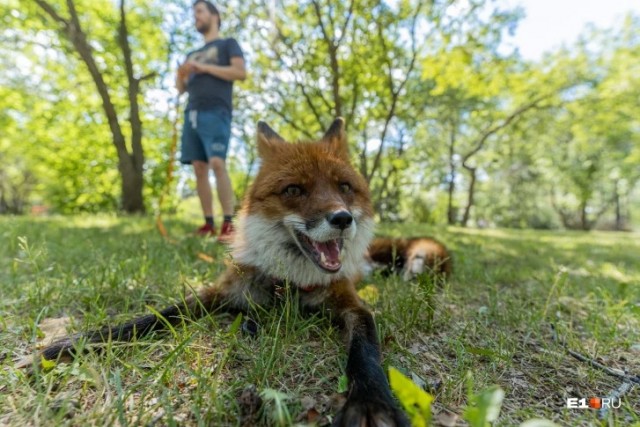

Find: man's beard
<box><xmin>196</xmin><ymin>21</ymin><xmax>211</xmax><ymax>34</ymax></box>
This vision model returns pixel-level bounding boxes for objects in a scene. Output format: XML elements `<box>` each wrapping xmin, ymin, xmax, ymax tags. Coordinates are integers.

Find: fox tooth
<box><xmin>320</xmin><ymin>252</ymin><xmax>327</xmax><ymax>264</ymax></box>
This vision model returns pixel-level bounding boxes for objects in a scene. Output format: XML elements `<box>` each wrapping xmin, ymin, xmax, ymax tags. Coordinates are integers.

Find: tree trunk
<box><xmin>35</xmin><ymin>0</ymin><xmax>147</xmax><ymax>213</ymax></box>
<box><xmin>447</xmin><ymin>123</ymin><xmax>457</xmax><ymax>225</ymax></box>
<box><xmin>614</xmin><ymin>181</ymin><xmax>622</xmax><ymax>231</ymax></box>
<box><xmin>118</xmin><ymin>0</ymin><xmax>146</xmax><ymax>213</ymax></box>
<box><xmin>461</xmin><ymin>165</ymin><xmax>476</xmax><ymax>227</ymax></box>
<box><xmin>447</xmin><ymin>178</ymin><xmax>456</xmax><ymax>225</ymax></box>
<box><xmin>119</xmin><ymin>156</ymin><xmax>145</xmax><ymax>213</ymax></box>
<box><xmin>580</xmin><ymin>201</ymin><xmax>590</xmax><ymax>231</ymax></box>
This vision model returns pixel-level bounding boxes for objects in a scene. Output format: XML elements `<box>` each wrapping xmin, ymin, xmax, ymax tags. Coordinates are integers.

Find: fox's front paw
<box><xmin>333</xmin><ymin>396</ymin><xmax>408</xmax><ymax>427</ymax></box>
<box><xmin>402</xmin><ymin>255</ymin><xmax>425</xmax><ymax>281</ymax></box>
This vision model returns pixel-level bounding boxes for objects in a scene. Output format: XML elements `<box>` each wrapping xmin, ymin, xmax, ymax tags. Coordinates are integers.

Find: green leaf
<box><xmin>229</xmin><ymin>313</ymin><xmax>243</xmax><ymax>335</ymax></box>
<box><xmin>463</xmin><ymin>385</ymin><xmax>505</xmax><ymax>427</ymax></box>
<box><xmin>260</xmin><ymin>388</ymin><xmax>291</xmax><ymax>427</ymax></box>
<box><xmin>40</xmin><ymin>356</ymin><xmax>56</xmax><ymax>371</ymax></box>
<box><xmin>337</xmin><ymin>374</ymin><xmax>348</xmax><ymax>393</ymax></box>
<box><xmin>389</xmin><ymin>367</ymin><xmax>433</xmax><ymax>427</ymax></box>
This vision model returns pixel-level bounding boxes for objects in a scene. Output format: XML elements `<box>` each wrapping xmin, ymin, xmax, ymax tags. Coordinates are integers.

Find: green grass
<box><xmin>1</xmin><ymin>215</ymin><xmax>639</xmax><ymax>426</ymax></box>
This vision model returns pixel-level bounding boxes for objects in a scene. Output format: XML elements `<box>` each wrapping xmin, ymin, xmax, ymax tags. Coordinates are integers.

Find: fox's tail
<box><xmin>20</xmin><ymin>286</ymin><xmax>224</xmax><ymax>369</ymax></box>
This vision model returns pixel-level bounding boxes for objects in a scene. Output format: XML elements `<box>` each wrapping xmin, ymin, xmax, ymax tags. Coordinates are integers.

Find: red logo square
<box><xmin>589</xmin><ymin>397</ymin><xmax>602</xmax><ymax>409</ymax></box>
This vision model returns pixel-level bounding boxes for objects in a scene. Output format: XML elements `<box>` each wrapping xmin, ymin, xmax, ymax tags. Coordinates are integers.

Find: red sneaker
<box><xmin>217</xmin><ymin>221</ymin><xmax>235</xmax><ymax>243</ymax></box>
<box><xmin>195</xmin><ymin>223</ymin><xmax>216</xmax><ymax>237</ymax></box>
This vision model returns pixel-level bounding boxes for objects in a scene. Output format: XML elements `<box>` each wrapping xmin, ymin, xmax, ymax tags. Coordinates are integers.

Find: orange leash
<box><xmin>155</xmin><ymin>97</ymin><xmax>215</xmax><ymax>264</ymax></box>
<box><xmin>155</xmin><ymin>96</ymin><xmax>181</xmax><ymax>243</ymax></box>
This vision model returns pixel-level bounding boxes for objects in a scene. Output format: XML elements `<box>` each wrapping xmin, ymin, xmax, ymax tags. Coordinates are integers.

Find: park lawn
<box><xmin>0</xmin><ymin>215</ymin><xmax>639</xmax><ymax>426</ymax></box>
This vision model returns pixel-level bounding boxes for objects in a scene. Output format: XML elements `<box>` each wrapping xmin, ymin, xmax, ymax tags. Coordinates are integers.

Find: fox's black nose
<box><xmin>328</xmin><ymin>211</ymin><xmax>353</xmax><ymax>230</ymax></box>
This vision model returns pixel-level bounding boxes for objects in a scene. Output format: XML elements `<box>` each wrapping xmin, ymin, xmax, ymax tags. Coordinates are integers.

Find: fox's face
<box><xmin>232</xmin><ymin>119</ymin><xmax>374</xmax><ymax>287</ymax></box>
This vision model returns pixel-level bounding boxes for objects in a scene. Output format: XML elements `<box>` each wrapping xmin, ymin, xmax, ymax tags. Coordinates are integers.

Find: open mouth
<box><xmin>294</xmin><ymin>231</ymin><xmax>344</xmax><ymax>273</ymax></box>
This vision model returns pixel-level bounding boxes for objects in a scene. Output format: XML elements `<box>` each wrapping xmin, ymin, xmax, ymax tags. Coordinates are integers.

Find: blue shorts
<box><xmin>180</xmin><ymin>108</ymin><xmax>231</xmax><ymax>163</ymax></box>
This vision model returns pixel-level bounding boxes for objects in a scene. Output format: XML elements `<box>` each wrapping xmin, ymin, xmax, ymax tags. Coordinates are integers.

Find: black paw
<box><xmin>241</xmin><ymin>318</ymin><xmax>259</xmax><ymax>337</ymax></box>
<box><xmin>333</xmin><ymin>397</ymin><xmax>409</xmax><ymax>427</ymax></box>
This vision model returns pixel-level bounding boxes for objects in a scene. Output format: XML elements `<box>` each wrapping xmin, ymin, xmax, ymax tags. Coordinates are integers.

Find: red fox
<box><xmin>22</xmin><ymin>118</ymin><xmax>451</xmax><ymax>426</ymax></box>
<box><xmin>367</xmin><ymin>236</ymin><xmax>452</xmax><ymax>281</ymax></box>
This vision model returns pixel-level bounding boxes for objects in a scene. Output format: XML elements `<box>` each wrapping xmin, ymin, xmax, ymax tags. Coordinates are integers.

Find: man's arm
<box><xmin>188</xmin><ymin>56</ymin><xmax>247</xmax><ymax>81</ymax></box>
<box><xmin>176</xmin><ymin>62</ymin><xmax>191</xmax><ymax>94</ymax></box>
<box><xmin>176</xmin><ymin>74</ymin><xmax>187</xmax><ymax>95</ymax></box>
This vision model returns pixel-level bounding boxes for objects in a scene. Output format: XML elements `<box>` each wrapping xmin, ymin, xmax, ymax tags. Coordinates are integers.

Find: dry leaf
<box><xmin>434</xmin><ymin>411</ymin><xmax>458</xmax><ymax>427</ymax></box>
<box><xmin>197</xmin><ymin>252</ymin><xmax>215</xmax><ymax>263</ymax></box>
<box><xmin>13</xmin><ymin>355</ymin><xmax>36</xmax><ymax>370</ymax></box>
<box><xmin>303</xmin><ymin>407</ymin><xmax>320</xmax><ymax>423</ymax></box>
<box><xmin>37</xmin><ymin>317</ymin><xmax>72</xmax><ymax>348</ymax></box>
<box><xmin>301</xmin><ymin>395</ymin><xmax>316</xmax><ymax>410</ymax></box>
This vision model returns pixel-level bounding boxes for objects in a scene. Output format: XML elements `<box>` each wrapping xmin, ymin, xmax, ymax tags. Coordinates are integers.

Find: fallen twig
<box><xmin>550</xmin><ymin>324</ymin><xmax>640</xmax><ymax>386</ymax></box>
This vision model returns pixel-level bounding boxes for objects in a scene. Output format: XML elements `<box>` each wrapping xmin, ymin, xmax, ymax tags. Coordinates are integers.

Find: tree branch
<box><xmin>366</xmin><ymin>1</ymin><xmax>422</xmax><ymax>182</ymax></box>
<box><xmin>310</xmin><ymin>0</ymin><xmax>332</xmax><ymax>47</ymax></box>
<box><xmin>311</xmin><ymin>0</ymin><xmax>341</xmax><ymax>117</ymax></box>
<box><xmin>359</xmin><ymin>127</ymin><xmax>369</xmax><ymax>179</ymax></box>
<box><xmin>271</xmin><ymin>27</ymin><xmax>331</xmax><ymax>124</ymax></box>
<box><xmin>33</xmin><ymin>0</ymin><xmax>68</xmax><ymax>27</ymax></box>
<box><xmin>462</xmin><ymin>93</ymin><xmax>552</xmax><ymax>168</ymax></box>
<box><xmin>267</xmin><ymin>84</ymin><xmax>316</xmax><ymax>138</ymax></box>
<box><xmin>118</xmin><ymin>0</ymin><xmax>143</xmax><ymax>168</ymax></box>
<box><xmin>35</xmin><ymin>0</ymin><xmax>128</xmax><ymax>159</ymax></box>
<box><xmin>346</xmin><ymin>79</ymin><xmax>359</xmax><ymax>131</ymax></box>
<box><xmin>335</xmin><ymin>0</ymin><xmax>355</xmax><ymax>46</ymax></box>
<box><xmin>138</xmin><ymin>72</ymin><xmax>157</xmax><ymax>82</ymax></box>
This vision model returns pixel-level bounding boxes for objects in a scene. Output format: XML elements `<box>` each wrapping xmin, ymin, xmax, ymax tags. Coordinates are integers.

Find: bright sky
<box><xmin>505</xmin><ymin>0</ymin><xmax>638</xmax><ymax>60</ymax></box>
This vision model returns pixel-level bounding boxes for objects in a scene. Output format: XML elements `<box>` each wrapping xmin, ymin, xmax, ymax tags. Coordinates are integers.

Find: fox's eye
<box><xmin>283</xmin><ymin>185</ymin><xmax>303</xmax><ymax>197</ymax></box>
<box><xmin>339</xmin><ymin>183</ymin><xmax>352</xmax><ymax>194</ymax></box>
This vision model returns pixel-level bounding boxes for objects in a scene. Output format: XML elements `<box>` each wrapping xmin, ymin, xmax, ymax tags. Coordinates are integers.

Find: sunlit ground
<box><xmin>1</xmin><ymin>214</ymin><xmax>638</xmax><ymax>425</ymax></box>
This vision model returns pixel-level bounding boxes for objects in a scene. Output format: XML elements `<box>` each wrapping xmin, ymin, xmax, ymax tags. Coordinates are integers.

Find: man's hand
<box><xmin>177</xmin><ymin>62</ymin><xmax>193</xmax><ymax>81</ymax></box>
<box><xmin>176</xmin><ymin>62</ymin><xmax>193</xmax><ymax>94</ymax></box>
<box><xmin>187</xmin><ymin>60</ymin><xmax>209</xmax><ymax>74</ymax></box>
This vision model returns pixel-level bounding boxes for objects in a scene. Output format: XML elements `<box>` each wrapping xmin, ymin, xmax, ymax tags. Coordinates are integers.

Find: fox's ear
<box><xmin>257</xmin><ymin>121</ymin><xmax>285</xmax><ymax>157</ymax></box>
<box><xmin>323</xmin><ymin>117</ymin><xmax>349</xmax><ymax>160</ymax></box>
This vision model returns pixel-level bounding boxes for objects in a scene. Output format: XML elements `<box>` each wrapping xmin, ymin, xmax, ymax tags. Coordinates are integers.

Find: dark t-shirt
<box><xmin>185</xmin><ymin>38</ymin><xmax>244</xmax><ymax>113</ymax></box>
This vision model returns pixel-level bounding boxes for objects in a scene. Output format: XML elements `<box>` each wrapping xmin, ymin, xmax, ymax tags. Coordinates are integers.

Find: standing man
<box><xmin>177</xmin><ymin>0</ymin><xmax>246</xmax><ymax>242</ymax></box>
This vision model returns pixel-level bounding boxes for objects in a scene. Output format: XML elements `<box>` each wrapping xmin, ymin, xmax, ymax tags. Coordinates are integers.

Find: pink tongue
<box><xmin>313</xmin><ymin>240</ymin><xmax>341</xmax><ymax>265</ymax></box>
